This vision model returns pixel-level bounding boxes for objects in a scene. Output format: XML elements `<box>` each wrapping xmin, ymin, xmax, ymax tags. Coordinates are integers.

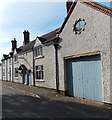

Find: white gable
<box><xmin>34</xmin><ymin>37</ymin><xmax>42</xmax><ymax>48</ymax></box>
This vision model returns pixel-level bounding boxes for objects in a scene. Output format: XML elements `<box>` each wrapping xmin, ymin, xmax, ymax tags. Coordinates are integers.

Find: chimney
<box><xmin>23</xmin><ymin>30</ymin><xmax>30</xmax><ymax>45</ymax></box>
<box><xmin>66</xmin><ymin>0</ymin><xmax>73</xmax><ymax>13</ymax></box>
<box><xmin>11</xmin><ymin>38</ymin><xmax>17</xmax><ymax>51</ymax></box>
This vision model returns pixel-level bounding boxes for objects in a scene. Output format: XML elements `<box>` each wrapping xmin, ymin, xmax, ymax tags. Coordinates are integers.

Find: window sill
<box><xmin>35</xmin><ymin>80</ymin><xmax>44</xmax><ymax>82</ymax></box>
<box><xmin>35</xmin><ymin>56</ymin><xmax>44</xmax><ymax>59</ymax></box>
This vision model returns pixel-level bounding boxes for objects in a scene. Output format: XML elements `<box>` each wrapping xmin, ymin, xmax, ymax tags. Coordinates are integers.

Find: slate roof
<box><xmin>19</xmin><ymin>40</ymin><xmax>36</xmax><ymax>53</ymax></box>
<box><xmin>57</xmin><ymin>0</ymin><xmax>112</xmax><ymax>34</ymax></box>
<box><xmin>2</xmin><ymin>54</ymin><xmax>9</xmax><ymax>60</ymax></box>
<box><xmin>37</xmin><ymin>28</ymin><xmax>60</xmax><ymax>43</ymax></box>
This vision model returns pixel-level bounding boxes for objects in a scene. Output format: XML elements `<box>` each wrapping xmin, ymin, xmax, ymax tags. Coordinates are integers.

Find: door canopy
<box><xmin>19</xmin><ymin>64</ymin><xmax>27</xmax><ymax>71</ymax></box>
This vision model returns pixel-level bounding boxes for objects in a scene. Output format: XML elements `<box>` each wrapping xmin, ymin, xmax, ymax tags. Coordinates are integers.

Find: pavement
<box><xmin>1</xmin><ymin>80</ymin><xmax>112</xmax><ymax>111</ymax></box>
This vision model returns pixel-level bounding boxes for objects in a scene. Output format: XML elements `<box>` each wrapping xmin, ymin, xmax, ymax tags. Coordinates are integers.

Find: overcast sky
<box><xmin>0</xmin><ymin>0</ymin><xmax>111</xmax><ymax>61</ymax></box>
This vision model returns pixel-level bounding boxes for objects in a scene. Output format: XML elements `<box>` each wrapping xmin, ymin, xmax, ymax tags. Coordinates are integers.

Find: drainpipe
<box><xmin>32</xmin><ymin>48</ymin><xmax>35</xmax><ymax>86</ymax></box>
<box><xmin>54</xmin><ymin>34</ymin><xmax>60</xmax><ymax>93</ymax></box>
<box><xmin>12</xmin><ymin>56</ymin><xmax>14</xmax><ymax>82</ymax></box>
<box><xmin>1</xmin><ymin>61</ymin><xmax>3</xmax><ymax>80</ymax></box>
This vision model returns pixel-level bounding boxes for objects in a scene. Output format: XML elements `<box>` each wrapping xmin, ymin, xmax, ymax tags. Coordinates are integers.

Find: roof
<box><xmin>1</xmin><ymin>54</ymin><xmax>9</xmax><ymax>60</ymax></box>
<box><xmin>3</xmin><ymin>54</ymin><xmax>9</xmax><ymax>59</ymax></box>
<box><xmin>16</xmin><ymin>46</ymin><xmax>23</xmax><ymax>53</ymax></box>
<box><xmin>1</xmin><ymin>52</ymin><xmax>14</xmax><ymax>61</ymax></box>
<box><xmin>18</xmin><ymin>64</ymin><xmax>27</xmax><ymax>70</ymax></box>
<box><xmin>19</xmin><ymin>40</ymin><xmax>36</xmax><ymax>53</ymax></box>
<box><xmin>58</xmin><ymin>0</ymin><xmax>112</xmax><ymax>34</ymax></box>
<box><xmin>37</xmin><ymin>28</ymin><xmax>60</xmax><ymax>43</ymax></box>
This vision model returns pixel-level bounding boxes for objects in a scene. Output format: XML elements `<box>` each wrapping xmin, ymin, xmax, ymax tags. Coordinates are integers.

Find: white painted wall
<box><xmin>0</xmin><ymin>64</ymin><xmax>2</xmax><ymax>80</ymax></box>
<box><xmin>59</xmin><ymin>2</ymin><xmax>111</xmax><ymax>103</ymax></box>
<box><xmin>34</xmin><ymin>39</ymin><xmax>56</xmax><ymax>89</ymax></box>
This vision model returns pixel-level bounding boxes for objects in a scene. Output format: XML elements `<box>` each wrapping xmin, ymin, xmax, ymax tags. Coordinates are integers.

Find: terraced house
<box><xmin>1</xmin><ymin>31</ymin><xmax>36</xmax><ymax>85</ymax></box>
<box><xmin>0</xmin><ymin>63</ymin><xmax>2</xmax><ymax>80</ymax></box>
<box><xmin>1</xmin><ymin>0</ymin><xmax>112</xmax><ymax>104</ymax></box>
<box><xmin>34</xmin><ymin>28</ymin><xmax>59</xmax><ymax>90</ymax></box>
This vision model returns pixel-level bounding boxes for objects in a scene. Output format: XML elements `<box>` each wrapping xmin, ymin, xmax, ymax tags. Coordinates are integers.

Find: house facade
<box><xmin>1</xmin><ymin>30</ymin><xmax>35</xmax><ymax>86</ymax></box>
<box><xmin>57</xmin><ymin>1</ymin><xmax>112</xmax><ymax>103</ymax></box>
<box><xmin>34</xmin><ymin>28</ymin><xmax>59</xmax><ymax>90</ymax></box>
<box><xmin>0</xmin><ymin>63</ymin><xmax>2</xmax><ymax>80</ymax></box>
<box><xmin>13</xmin><ymin>31</ymin><xmax>36</xmax><ymax>85</ymax></box>
<box><xmin>1</xmin><ymin>55</ymin><xmax>9</xmax><ymax>81</ymax></box>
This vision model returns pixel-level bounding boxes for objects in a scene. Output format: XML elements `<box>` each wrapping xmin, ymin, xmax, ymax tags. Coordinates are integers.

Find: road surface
<box><xmin>1</xmin><ymin>81</ymin><xmax>112</xmax><ymax>118</ymax></box>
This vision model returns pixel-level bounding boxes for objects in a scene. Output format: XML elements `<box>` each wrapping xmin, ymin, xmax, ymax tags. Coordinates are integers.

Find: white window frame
<box><xmin>9</xmin><ymin>58</ymin><xmax>11</xmax><ymax>64</ymax></box>
<box><xmin>35</xmin><ymin>65</ymin><xmax>44</xmax><ymax>81</ymax></box>
<box><xmin>3</xmin><ymin>69</ymin><xmax>5</xmax><ymax>76</ymax></box>
<box><xmin>3</xmin><ymin>60</ymin><xmax>5</xmax><ymax>65</ymax></box>
<box><xmin>34</xmin><ymin>45</ymin><xmax>43</xmax><ymax>58</ymax></box>
<box><xmin>14</xmin><ymin>67</ymin><xmax>18</xmax><ymax>77</ymax></box>
<box><xmin>14</xmin><ymin>55</ymin><xmax>18</xmax><ymax>62</ymax></box>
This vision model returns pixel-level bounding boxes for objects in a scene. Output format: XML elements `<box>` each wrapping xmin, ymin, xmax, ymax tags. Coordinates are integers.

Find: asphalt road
<box><xmin>1</xmin><ymin>82</ymin><xmax>112</xmax><ymax>119</ymax></box>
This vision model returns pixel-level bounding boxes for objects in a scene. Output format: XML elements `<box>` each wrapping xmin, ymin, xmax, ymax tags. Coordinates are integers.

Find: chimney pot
<box><xmin>11</xmin><ymin>38</ymin><xmax>17</xmax><ymax>51</ymax></box>
<box><xmin>23</xmin><ymin>30</ymin><xmax>30</xmax><ymax>45</ymax></box>
<box><xmin>66</xmin><ymin>0</ymin><xmax>73</xmax><ymax>13</ymax></box>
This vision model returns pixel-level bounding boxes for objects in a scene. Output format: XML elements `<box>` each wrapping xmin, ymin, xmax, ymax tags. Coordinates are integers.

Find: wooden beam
<box><xmin>64</xmin><ymin>51</ymin><xmax>101</xmax><ymax>60</ymax></box>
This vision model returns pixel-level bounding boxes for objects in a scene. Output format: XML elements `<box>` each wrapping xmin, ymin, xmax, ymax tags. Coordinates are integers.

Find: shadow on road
<box><xmin>2</xmin><ymin>94</ymin><xmax>112</xmax><ymax>118</ymax></box>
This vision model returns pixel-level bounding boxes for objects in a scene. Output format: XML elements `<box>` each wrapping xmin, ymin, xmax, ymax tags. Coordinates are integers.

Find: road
<box><xmin>1</xmin><ymin>82</ymin><xmax>112</xmax><ymax>119</ymax></box>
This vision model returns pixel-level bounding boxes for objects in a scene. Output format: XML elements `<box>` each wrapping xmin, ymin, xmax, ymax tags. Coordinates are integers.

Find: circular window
<box><xmin>73</xmin><ymin>18</ymin><xmax>86</xmax><ymax>34</ymax></box>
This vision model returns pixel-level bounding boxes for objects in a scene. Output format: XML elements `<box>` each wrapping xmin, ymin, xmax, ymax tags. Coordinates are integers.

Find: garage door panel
<box><xmin>94</xmin><ymin>60</ymin><xmax>102</xmax><ymax>101</ymax></box>
<box><xmin>72</xmin><ymin>62</ymin><xmax>84</xmax><ymax>98</ymax></box>
<box><xmin>66</xmin><ymin>60</ymin><xmax>74</xmax><ymax>96</ymax></box>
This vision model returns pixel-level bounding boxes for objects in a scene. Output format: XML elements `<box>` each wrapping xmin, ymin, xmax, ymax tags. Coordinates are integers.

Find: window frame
<box><xmin>9</xmin><ymin>58</ymin><xmax>11</xmax><ymax>64</ymax></box>
<box><xmin>3</xmin><ymin>69</ymin><xmax>5</xmax><ymax>76</ymax></box>
<box><xmin>34</xmin><ymin>45</ymin><xmax>43</xmax><ymax>58</ymax></box>
<box><xmin>14</xmin><ymin>55</ymin><xmax>18</xmax><ymax>62</ymax></box>
<box><xmin>35</xmin><ymin>65</ymin><xmax>44</xmax><ymax>81</ymax></box>
<box><xmin>73</xmin><ymin>18</ymin><xmax>86</xmax><ymax>34</ymax></box>
<box><xmin>14</xmin><ymin>67</ymin><xmax>18</xmax><ymax>77</ymax></box>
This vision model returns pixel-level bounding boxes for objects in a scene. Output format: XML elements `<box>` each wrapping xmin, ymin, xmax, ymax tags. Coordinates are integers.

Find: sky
<box><xmin>0</xmin><ymin>0</ymin><xmax>111</xmax><ymax>61</ymax></box>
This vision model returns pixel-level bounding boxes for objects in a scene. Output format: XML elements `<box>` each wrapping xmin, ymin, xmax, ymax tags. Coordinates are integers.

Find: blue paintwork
<box><xmin>22</xmin><ymin>72</ymin><xmax>26</xmax><ymax>84</ymax></box>
<box><xmin>27</xmin><ymin>72</ymin><xmax>30</xmax><ymax>85</ymax></box>
<box><xmin>66</xmin><ymin>55</ymin><xmax>102</xmax><ymax>102</ymax></box>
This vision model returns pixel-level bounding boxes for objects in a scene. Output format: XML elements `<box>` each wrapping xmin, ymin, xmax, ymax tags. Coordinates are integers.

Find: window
<box><xmin>14</xmin><ymin>55</ymin><xmax>18</xmax><ymax>62</ymax></box>
<box><xmin>73</xmin><ymin>18</ymin><xmax>86</xmax><ymax>34</ymax></box>
<box><xmin>36</xmin><ymin>65</ymin><xmax>44</xmax><ymax>80</ymax></box>
<box><xmin>3</xmin><ymin>60</ymin><xmax>5</xmax><ymax>65</ymax></box>
<box><xmin>34</xmin><ymin>46</ymin><xmax>43</xmax><ymax>57</ymax></box>
<box><xmin>15</xmin><ymin>68</ymin><xmax>18</xmax><ymax>77</ymax></box>
<box><xmin>9</xmin><ymin>58</ymin><xmax>11</xmax><ymax>64</ymax></box>
<box><xmin>75</xmin><ymin>21</ymin><xmax>85</xmax><ymax>31</ymax></box>
<box><xmin>3</xmin><ymin>69</ymin><xmax>5</xmax><ymax>76</ymax></box>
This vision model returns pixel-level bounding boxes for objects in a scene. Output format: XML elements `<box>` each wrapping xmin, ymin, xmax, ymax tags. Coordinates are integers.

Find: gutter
<box><xmin>12</xmin><ymin>56</ymin><xmax>14</xmax><ymax>82</ymax></box>
<box><xmin>32</xmin><ymin>48</ymin><xmax>35</xmax><ymax>86</ymax></box>
<box><xmin>53</xmin><ymin>35</ymin><xmax>60</xmax><ymax>93</ymax></box>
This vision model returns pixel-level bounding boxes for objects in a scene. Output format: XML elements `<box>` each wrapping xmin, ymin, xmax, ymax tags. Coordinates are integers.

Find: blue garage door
<box><xmin>66</xmin><ymin>54</ymin><xmax>102</xmax><ymax>102</ymax></box>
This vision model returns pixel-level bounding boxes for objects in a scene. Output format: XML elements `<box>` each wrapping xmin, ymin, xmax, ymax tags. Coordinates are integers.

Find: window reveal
<box><xmin>34</xmin><ymin>46</ymin><xmax>43</xmax><ymax>57</ymax></box>
<box><xmin>36</xmin><ymin>65</ymin><xmax>44</xmax><ymax>80</ymax></box>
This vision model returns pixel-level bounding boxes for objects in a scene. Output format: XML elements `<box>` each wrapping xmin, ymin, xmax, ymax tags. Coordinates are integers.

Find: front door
<box><xmin>27</xmin><ymin>72</ymin><xmax>31</xmax><ymax>85</ymax></box>
<box><xmin>22</xmin><ymin>72</ymin><xmax>26</xmax><ymax>84</ymax></box>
